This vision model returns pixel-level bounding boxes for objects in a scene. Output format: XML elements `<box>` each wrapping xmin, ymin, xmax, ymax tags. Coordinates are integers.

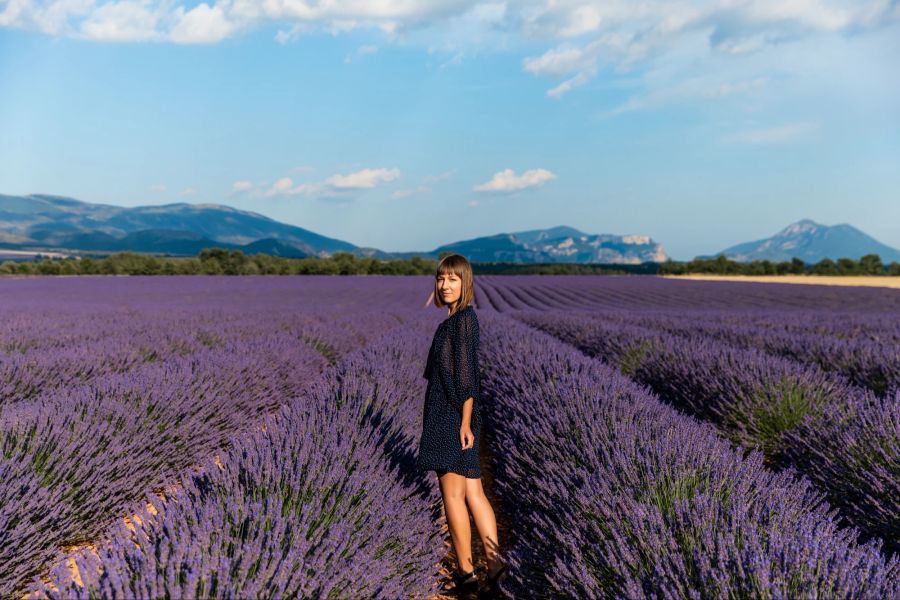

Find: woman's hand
<box><xmin>460</xmin><ymin>424</ymin><xmax>474</xmax><ymax>450</ymax></box>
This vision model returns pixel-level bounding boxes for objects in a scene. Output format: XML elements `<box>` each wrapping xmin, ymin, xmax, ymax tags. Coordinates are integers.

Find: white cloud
<box><xmin>547</xmin><ymin>70</ymin><xmax>593</xmax><ymax>98</ymax></box>
<box><xmin>520</xmin><ymin>1</ymin><xmax>900</xmax><ymax>97</ymax></box>
<box><xmin>259</xmin><ymin>167</ymin><xmax>401</xmax><ymax>197</ymax></box>
<box><xmin>601</xmin><ymin>72</ymin><xmax>769</xmax><ymax>116</ymax></box>
<box><xmin>274</xmin><ymin>22</ymin><xmax>311</xmax><ymax>44</ymax></box>
<box><xmin>169</xmin><ymin>2</ymin><xmax>235</xmax><ymax>44</ymax></box>
<box><xmin>180</xmin><ymin>186</ymin><xmax>197</xmax><ymax>195</ymax></box>
<box><xmin>231</xmin><ymin>180</ymin><xmax>253</xmax><ymax>192</ymax></box>
<box><xmin>521</xmin><ymin>30</ymin><xmax>665</xmax><ymax>98</ymax></box>
<box><xmin>473</xmin><ymin>168</ymin><xmax>556</xmax><ymax>193</ymax></box>
<box><xmin>1</xmin><ymin>0</ymin><xmax>896</xmax><ymax>60</ymax></box>
<box><xmin>0</xmin><ymin>0</ymin><xmax>94</xmax><ymax>35</ymax></box>
<box><xmin>727</xmin><ymin>121</ymin><xmax>819</xmax><ymax>144</ymax></box>
<box><xmin>78</xmin><ymin>0</ymin><xmax>162</xmax><ymax>41</ymax></box>
<box><xmin>149</xmin><ymin>183</ymin><xmax>167</xmax><ymax>192</ymax></box>
<box><xmin>4</xmin><ymin>0</ymin><xmax>472</xmax><ymax>43</ymax></box>
<box><xmin>264</xmin><ymin>176</ymin><xmax>300</xmax><ymax>196</ymax></box>
<box><xmin>344</xmin><ymin>43</ymin><xmax>378</xmax><ymax>63</ymax></box>
<box><xmin>523</xmin><ymin>43</ymin><xmax>598</xmax><ymax>77</ymax></box>
<box><xmin>325</xmin><ymin>167</ymin><xmax>400</xmax><ymax>189</ymax></box>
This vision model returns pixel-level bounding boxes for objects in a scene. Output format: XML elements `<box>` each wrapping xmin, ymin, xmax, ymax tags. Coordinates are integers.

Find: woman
<box><xmin>417</xmin><ymin>253</ymin><xmax>508</xmax><ymax>597</ymax></box>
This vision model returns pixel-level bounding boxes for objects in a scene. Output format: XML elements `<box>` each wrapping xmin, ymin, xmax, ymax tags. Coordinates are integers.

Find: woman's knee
<box><xmin>438</xmin><ymin>471</ymin><xmax>467</xmax><ymax>501</ymax></box>
<box><xmin>465</xmin><ymin>480</ymin><xmax>487</xmax><ymax>502</ymax></box>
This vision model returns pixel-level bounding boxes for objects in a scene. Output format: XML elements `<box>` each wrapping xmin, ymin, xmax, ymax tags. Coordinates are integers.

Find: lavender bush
<box><xmin>476</xmin><ymin>311</ymin><xmax>899</xmax><ymax>597</ymax></box>
<box><xmin>0</xmin><ymin>276</ymin><xmax>424</xmax><ymax>596</ymax></box>
<box><xmin>519</xmin><ymin>310</ymin><xmax>900</xmax><ymax>553</ymax></box>
<box><xmin>579</xmin><ymin>309</ymin><xmax>900</xmax><ymax>396</ymax></box>
<box><xmin>32</xmin><ymin>316</ymin><xmax>445</xmax><ymax>598</ymax></box>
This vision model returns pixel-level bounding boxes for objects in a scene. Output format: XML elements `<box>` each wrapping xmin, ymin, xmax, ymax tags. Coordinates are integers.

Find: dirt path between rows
<box><xmin>660</xmin><ymin>274</ymin><xmax>900</xmax><ymax>289</ymax></box>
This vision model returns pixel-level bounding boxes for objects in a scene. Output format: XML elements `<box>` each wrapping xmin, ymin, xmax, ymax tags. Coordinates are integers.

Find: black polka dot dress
<box><xmin>416</xmin><ymin>304</ymin><xmax>482</xmax><ymax>479</ymax></box>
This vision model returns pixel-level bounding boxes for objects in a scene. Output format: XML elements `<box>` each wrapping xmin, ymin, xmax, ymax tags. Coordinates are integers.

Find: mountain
<box><xmin>0</xmin><ymin>193</ymin><xmax>371</xmax><ymax>258</ymax></box>
<box><xmin>425</xmin><ymin>226</ymin><xmax>668</xmax><ymax>264</ymax></box>
<box><xmin>0</xmin><ymin>193</ymin><xmax>668</xmax><ymax>264</ymax></box>
<box><xmin>239</xmin><ymin>238</ymin><xmax>310</xmax><ymax>258</ymax></box>
<box><xmin>710</xmin><ymin>219</ymin><xmax>900</xmax><ymax>263</ymax></box>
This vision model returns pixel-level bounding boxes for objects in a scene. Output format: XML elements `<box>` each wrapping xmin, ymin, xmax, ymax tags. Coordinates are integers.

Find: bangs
<box><xmin>436</xmin><ymin>263</ymin><xmax>464</xmax><ymax>278</ymax></box>
<box><xmin>436</xmin><ymin>255</ymin><xmax>468</xmax><ymax>278</ymax></box>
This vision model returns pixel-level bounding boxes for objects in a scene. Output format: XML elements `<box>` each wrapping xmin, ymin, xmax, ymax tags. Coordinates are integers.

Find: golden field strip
<box><xmin>660</xmin><ymin>274</ymin><xmax>900</xmax><ymax>289</ymax></box>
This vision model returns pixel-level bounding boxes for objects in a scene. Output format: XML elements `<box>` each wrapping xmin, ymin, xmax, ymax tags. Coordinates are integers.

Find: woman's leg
<box><xmin>438</xmin><ymin>470</ymin><xmax>473</xmax><ymax>574</ymax></box>
<box><xmin>465</xmin><ymin>477</ymin><xmax>502</xmax><ymax>576</ymax></box>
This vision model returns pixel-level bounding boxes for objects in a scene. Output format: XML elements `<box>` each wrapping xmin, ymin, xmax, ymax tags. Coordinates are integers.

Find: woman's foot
<box><xmin>451</xmin><ymin>568</ymin><xmax>480</xmax><ymax>598</ymax></box>
<box><xmin>478</xmin><ymin>564</ymin><xmax>508</xmax><ymax>599</ymax></box>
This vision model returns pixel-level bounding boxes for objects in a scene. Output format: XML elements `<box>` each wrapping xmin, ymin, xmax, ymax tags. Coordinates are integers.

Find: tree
<box><xmin>36</xmin><ymin>260</ymin><xmax>61</xmax><ymax>275</ymax></box>
<box><xmin>858</xmin><ymin>253</ymin><xmax>883</xmax><ymax>275</ymax></box>
<box><xmin>658</xmin><ymin>259</ymin><xmax>684</xmax><ymax>275</ymax></box>
<box><xmin>79</xmin><ymin>257</ymin><xmax>98</xmax><ymax>274</ymax></box>
<box><xmin>837</xmin><ymin>257</ymin><xmax>857</xmax><ymax>275</ymax></box>
<box><xmin>812</xmin><ymin>258</ymin><xmax>838</xmax><ymax>275</ymax></box>
<box><xmin>712</xmin><ymin>254</ymin><xmax>730</xmax><ymax>274</ymax></box>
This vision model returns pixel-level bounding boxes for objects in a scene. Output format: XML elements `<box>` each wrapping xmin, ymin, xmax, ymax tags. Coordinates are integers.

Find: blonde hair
<box><xmin>429</xmin><ymin>254</ymin><xmax>475</xmax><ymax>315</ymax></box>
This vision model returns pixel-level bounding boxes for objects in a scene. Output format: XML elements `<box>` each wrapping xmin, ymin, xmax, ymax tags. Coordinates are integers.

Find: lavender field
<box><xmin>1</xmin><ymin>275</ymin><xmax>898</xmax><ymax>598</ymax></box>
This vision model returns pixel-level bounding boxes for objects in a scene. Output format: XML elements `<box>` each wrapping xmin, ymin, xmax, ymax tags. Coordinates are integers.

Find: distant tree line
<box><xmin>0</xmin><ymin>249</ymin><xmax>437</xmax><ymax>276</ymax></box>
<box><xmin>2</xmin><ymin>248</ymin><xmax>898</xmax><ymax>276</ymax></box>
<box><xmin>659</xmin><ymin>254</ymin><xmax>900</xmax><ymax>276</ymax></box>
<box><xmin>0</xmin><ymin>248</ymin><xmax>664</xmax><ymax>276</ymax></box>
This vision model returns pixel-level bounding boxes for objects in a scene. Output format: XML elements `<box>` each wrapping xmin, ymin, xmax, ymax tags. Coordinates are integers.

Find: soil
<box><xmin>660</xmin><ymin>274</ymin><xmax>900</xmax><ymax>289</ymax></box>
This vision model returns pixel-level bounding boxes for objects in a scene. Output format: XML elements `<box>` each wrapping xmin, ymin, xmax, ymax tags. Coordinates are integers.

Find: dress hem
<box><xmin>421</xmin><ymin>465</ymin><xmax>482</xmax><ymax>479</ymax></box>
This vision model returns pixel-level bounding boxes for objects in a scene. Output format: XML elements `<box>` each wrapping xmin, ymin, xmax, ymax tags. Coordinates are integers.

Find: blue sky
<box><xmin>1</xmin><ymin>1</ymin><xmax>898</xmax><ymax>260</ymax></box>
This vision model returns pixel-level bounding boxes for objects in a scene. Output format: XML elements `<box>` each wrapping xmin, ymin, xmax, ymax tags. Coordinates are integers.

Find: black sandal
<box><xmin>479</xmin><ymin>564</ymin><xmax>508</xmax><ymax>599</ymax></box>
<box><xmin>451</xmin><ymin>568</ymin><xmax>479</xmax><ymax>594</ymax></box>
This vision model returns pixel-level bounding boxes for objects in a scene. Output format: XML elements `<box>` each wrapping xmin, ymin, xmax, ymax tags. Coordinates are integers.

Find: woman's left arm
<box><xmin>453</xmin><ymin>311</ymin><xmax>479</xmax><ymax>448</ymax></box>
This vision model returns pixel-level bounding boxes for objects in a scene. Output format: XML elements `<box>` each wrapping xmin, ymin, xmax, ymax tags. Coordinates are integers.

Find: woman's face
<box><xmin>437</xmin><ymin>271</ymin><xmax>462</xmax><ymax>305</ymax></box>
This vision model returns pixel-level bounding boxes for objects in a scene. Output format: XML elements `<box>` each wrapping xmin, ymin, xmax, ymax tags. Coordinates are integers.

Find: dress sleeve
<box><xmin>451</xmin><ymin>310</ymin><xmax>480</xmax><ymax>412</ymax></box>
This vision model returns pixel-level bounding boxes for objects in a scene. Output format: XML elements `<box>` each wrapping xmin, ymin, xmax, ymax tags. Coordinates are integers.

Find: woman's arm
<box><xmin>452</xmin><ymin>311</ymin><xmax>480</xmax><ymax>414</ymax></box>
<box><xmin>453</xmin><ymin>311</ymin><xmax>480</xmax><ymax>449</ymax></box>
<box><xmin>460</xmin><ymin>396</ymin><xmax>475</xmax><ymax>450</ymax></box>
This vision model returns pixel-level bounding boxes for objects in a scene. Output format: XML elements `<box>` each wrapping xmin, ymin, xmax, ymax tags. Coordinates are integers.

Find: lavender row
<box><xmin>477</xmin><ymin>274</ymin><xmax>900</xmax><ymax>314</ymax></box>
<box><xmin>519</xmin><ymin>311</ymin><xmax>900</xmax><ymax>553</ymax></box>
<box><xmin>0</xmin><ymin>275</ymin><xmax>422</xmax><ymax>405</ymax></box>
<box><xmin>475</xmin><ymin>311</ymin><xmax>899</xmax><ymax>596</ymax></box>
<box><xmin>672</xmin><ymin>310</ymin><xmax>900</xmax><ymax>344</ymax></box>
<box><xmin>0</xmin><ymin>330</ymin><xmax>327</xmax><ymax>596</ymax></box>
<box><xmin>591</xmin><ymin>309</ymin><xmax>900</xmax><ymax>396</ymax></box>
<box><xmin>31</xmin><ymin>317</ymin><xmax>444</xmax><ymax>598</ymax></box>
<box><xmin>0</xmin><ymin>307</ymin><xmax>404</xmax><ymax>407</ymax></box>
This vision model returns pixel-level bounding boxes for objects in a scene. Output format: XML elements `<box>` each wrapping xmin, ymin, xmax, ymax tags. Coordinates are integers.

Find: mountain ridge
<box><xmin>710</xmin><ymin>218</ymin><xmax>900</xmax><ymax>263</ymax></box>
<box><xmin>3</xmin><ymin>194</ymin><xmax>898</xmax><ymax>264</ymax></box>
<box><xmin>0</xmin><ymin>194</ymin><xmax>668</xmax><ymax>264</ymax></box>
